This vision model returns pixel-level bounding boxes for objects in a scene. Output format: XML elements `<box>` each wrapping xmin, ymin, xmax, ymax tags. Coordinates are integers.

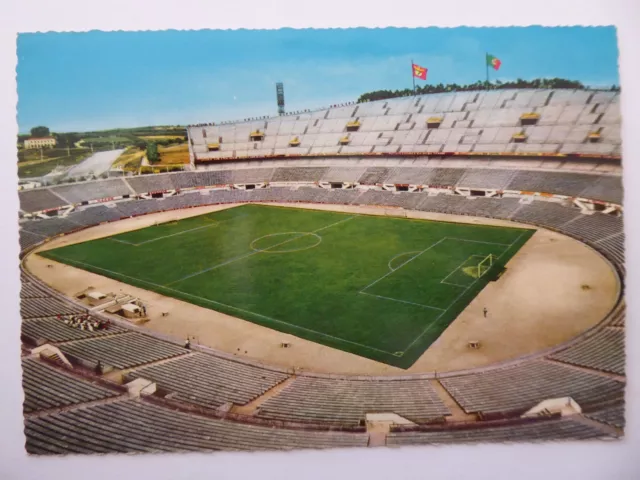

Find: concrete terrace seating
<box><xmin>271</xmin><ymin>167</ymin><xmax>329</xmax><ymax>183</ymax></box>
<box><xmin>165</xmin><ymin>172</ymin><xmax>203</xmax><ymax>189</ymax></box>
<box><xmin>562</xmin><ymin>213</ymin><xmax>624</xmax><ymax>246</ymax></box>
<box><xmin>51</xmin><ymin>179</ymin><xmax>132</xmax><ymax>204</ymax></box>
<box><xmin>452</xmin><ymin>196</ymin><xmax>522</xmax><ymax>220</ymax></box>
<box><xmin>457</xmin><ymin>169</ymin><xmax>517</xmax><ymax>190</ymax></box>
<box><xmin>506</xmin><ymin>171</ymin><xmax>601</xmax><ymax>197</ymax></box>
<box><xmin>358</xmin><ymin>167</ymin><xmax>392</xmax><ymax>185</ymax></box>
<box><xmin>597</xmin><ymin>233</ymin><xmax>625</xmax><ymax>276</ymax></box>
<box><xmin>386</xmin><ymin>416</ymin><xmax>612</xmax><ymax>446</ymax></box>
<box><xmin>198</xmin><ymin>170</ymin><xmax>233</xmax><ymax>186</ymax></box>
<box><xmin>257</xmin><ymin>377</ymin><xmax>450</xmax><ymax>425</ymax></box>
<box><xmin>578</xmin><ymin>175</ymin><xmax>623</xmax><ymax>204</ymax></box>
<box><xmin>510</xmin><ymin>201</ymin><xmax>582</xmax><ymax>229</ymax></box>
<box><xmin>58</xmin><ymin>332</ymin><xmax>188</xmax><ymax>370</ymax></box>
<box><xmin>19</xmin><ymin>189</ymin><xmax>69</xmax><ymax>213</ymax></box>
<box><xmin>22</xmin><ymin>317</ymin><xmax>128</xmax><ymax>344</ymax></box>
<box><xmin>21</xmin><ymin>297</ymin><xmax>85</xmax><ymax>320</ymax></box>
<box><xmin>19</xmin><ymin>229</ymin><xmax>45</xmax><ymax>251</ymax></box>
<box><xmin>20</xmin><ymin>217</ymin><xmax>79</xmax><ymax>238</ymax></box>
<box><xmin>115</xmin><ymin>198</ymin><xmax>163</xmax><ymax>217</ymax></box>
<box><xmin>439</xmin><ymin>361</ymin><xmax>625</xmax><ymax>415</ymax></box>
<box><xmin>416</xmin><ymin>194</ymin><xmax>470</xmax><ymax>215</ymax></box>
<box><xmin>423</xmin><ymin>168</ymin><xmax>466</xmax><ymax>187</ymax></box>
<box><xmin>230</xmin><ymin>168</ymin><xmax>275</xmax><ymax>184</ymax></box>
<box><xmin>585</xmin><ymin>404</ymin><xmax>625</xmax><ymax>429</ymax></box>
<box><xmin>550</xmin><ymin>327</ymin><xmax>625</xmax><ymax>375</ymax></box>
<box><xmin>25</xmin><ymin>399</ymin><xmax>369</xmax><ymax>454</ymax></box>
<box><xmin>20</xmin><ymin>281</ymin><xmax>50</xmax><ymax>299</ymax></box>
<box><xmin>190</xmin><ymin>90</ymin><xmax>621</xmax><ymax>158</ymax></box>
<box><xmin>127</xmin><ymin>353</ymin><xmax>289</xmax><ymax>409</ymax></box>
<box><xmin>22</xmin><ymin>358</ymin><xmax>119</xmax><ymax>413</ymax></box>
<box><xmin>126</xmin><ymin>174</ymin><xmax>176</xmax><ymax>194</ymax></box>
<box><xmin>66</xmin><ymin>205</ymin><xmax>124</xmax><ymax>226</ymax></box>
<box><xmin>322</xmin><ymin>167</ymin><xmax>367</xmax><ymax>183</ymax></box>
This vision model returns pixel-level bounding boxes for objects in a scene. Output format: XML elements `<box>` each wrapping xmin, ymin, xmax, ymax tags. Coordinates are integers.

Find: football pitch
<box><xmin>40</xmin><ymin>204</ymin><xmax>535</xmax><ymax>368</ymax></box>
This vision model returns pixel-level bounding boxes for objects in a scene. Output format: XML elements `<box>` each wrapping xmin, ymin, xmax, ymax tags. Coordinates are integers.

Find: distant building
<box><xmin>24</xmin><ymin>137</ymin><xmax>56</xmax><ymax>149</ymax></box>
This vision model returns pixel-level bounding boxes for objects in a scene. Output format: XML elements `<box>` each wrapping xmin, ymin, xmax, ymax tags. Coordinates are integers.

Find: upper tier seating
<box><xmin>189</xmin><ymin>89</ymin><xmax>621</xmax><ymax>159</ymax></box>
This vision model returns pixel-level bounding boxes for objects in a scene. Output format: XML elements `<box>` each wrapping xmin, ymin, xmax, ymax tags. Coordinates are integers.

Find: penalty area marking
<box><xmin>250</xmin><ymin>232</ymin><xmax>322</xmax><ymax>254</ymax></box>
<box><xmin>401</xmin><ymin>230</ymin><xmax>527</xmax><ymax>353</ymax></box>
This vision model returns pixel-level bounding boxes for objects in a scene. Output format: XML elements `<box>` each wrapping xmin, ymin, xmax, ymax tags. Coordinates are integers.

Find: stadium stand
<box><xmin>510</xmin><ymin>201</ymin><xmax>582</xmax><ymax>228</ymax></box>
<box><xmin>585</xmin><ymin>404</ymin><xmax>625</xmax><ymax>429</ymax></box>
<box><xmin>24</xmin><ymin>400</ymin><xmax>369</xmax><ymax>454</ymax></box>
<box><xmin>58</xmin><ymin>333</ymin><xmax>188</xmax><ymax>370</ymax></box>
<box><xmin>21</xmin><ymin>297</ymin><xmax>85</xmax><ymax>319</ymax></box>
<box><xmin>22</xmin><ymin>317</ymin><xmax>128</xmax><ymax>344</ymax></box>
<box><xmin>22</xmin><ymin>358</ymin><xmax>119</xmax><ymax>413</ymax></box>
<box><xmin>438</xmin><ymin>361</ymin><xmax>625</xmax><ymax>415</ymax></box>
<box><xmin>127</xmin><ymin>353</ymin><xmax>289</xmax><ymax>409</ymax></box>
<box><xmin>386</xmin><ymin>416</ymin><xmax>615</xmax><ymax>445</ymax></box>
<box><xmin>17</xmin><ymin>88</ymin><xmax>626</xmax><ymax>452</ymax></box>
<box><xmin>549</xmin><ymin>327</ymin><xmax>624</xmax><ymax>376</ymax></box>
<box><xmin>189</xmin><ymin>89</ymin><xmax>622</xmax><ymax>161</ymax></box>
<box><xmin>126</xmin><ymin>174</ymin><xmax>176</xmax><ymax>194</ymax></box>
<box><xmin>51</xmin><ymin>179</ymin><xmax>132</xmax><ymax>204</ymax></box>
<box><xmin>257</xmin><ymin>377</ymin><xmax>450</xmax><ymax>425</ymax></box>
<box><xmin>19</xmin><ymin>189</ymin><xmax>68</xmax><ymax>213</ymax></box>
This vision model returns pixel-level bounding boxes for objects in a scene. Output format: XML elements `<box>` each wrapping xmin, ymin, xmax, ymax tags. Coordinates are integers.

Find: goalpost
<box><xmin>476</xmin><ymin>253</ymin><xmax>496</xmax><ymax>278</ymax></box>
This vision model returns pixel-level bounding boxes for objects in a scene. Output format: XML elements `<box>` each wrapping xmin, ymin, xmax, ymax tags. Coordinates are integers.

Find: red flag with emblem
<box><xmin>412</xmin><ymin>63</ymin><xmax>427</xmax><ymax>80</ymax></box>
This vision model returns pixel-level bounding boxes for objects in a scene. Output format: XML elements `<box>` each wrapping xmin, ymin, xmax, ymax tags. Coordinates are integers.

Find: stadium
<box><xmin>18</xmin><ymin>88</ymin><xmax>625</xmax><ymax>453</ymax></box>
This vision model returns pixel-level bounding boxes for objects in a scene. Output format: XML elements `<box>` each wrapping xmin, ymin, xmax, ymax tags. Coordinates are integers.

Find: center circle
<box><xmin>250</xmin><ymin>232</ymin><xmax>322</xmax><ymax>254</ymax></box>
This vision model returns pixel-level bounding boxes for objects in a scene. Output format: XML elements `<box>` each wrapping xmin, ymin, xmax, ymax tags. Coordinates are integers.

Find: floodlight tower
<box><xmin>276</xmin><ymin>82</ymin><xmax>285</xmax><ymax>116</ymax></box>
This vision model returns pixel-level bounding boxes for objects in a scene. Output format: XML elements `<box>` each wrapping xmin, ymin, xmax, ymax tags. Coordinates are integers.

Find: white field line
<box><xmin>439</xmin><ymin>254</ymin><xmax>488</xmax><ymax>286</ymax></box>
<box><xmin>359</xmin><ymin>238</ymin><xmax>447</xmax><ymax>294</ymax></box>
<box><xmin>359</xmin><ymin>291</ymin><xmax>444</xmax><ymax>311</ymax></box>
<box><xmin>166</xmin><ymin>215</ymin><xmax>358</xmax><ymax>286</ymax></box>
<box><xmin>44</xmin><ymin>252</ymin><xmax>395</xmax><ymax>356</ymax></box>
<box><xmin>113</xmin><ymin>214</ymin><xmax>249</xmax><ymax>247</ymax></box>
<box><xmin>402</xmin><ymin>231</ymin><xmax>527</xmax><ymax>353</ymax></box>
<box><xmin>444</xmin><ymin>237</ymin><xmax>510</xmax><ymax>247</ymax></box>
<box><xmin>109</xmin><ymin>238</ymin><xmax>137</xmax><ymax>246</ymax></box>
<box><xmin>387</xmin><ymin>251</ymin><xmax>421</xmax><ymax>272</ymax></box>
<box><xmin>440</xmin><ymin>281</ymin><xmax>469</xmax><ymax>288</ymax></box>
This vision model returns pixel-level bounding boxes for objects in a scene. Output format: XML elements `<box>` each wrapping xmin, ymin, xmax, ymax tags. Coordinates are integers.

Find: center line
<box><xmin>166</xmin><ymin>215</ymin><xmax>358</xmax><ymax>286</ymax></box>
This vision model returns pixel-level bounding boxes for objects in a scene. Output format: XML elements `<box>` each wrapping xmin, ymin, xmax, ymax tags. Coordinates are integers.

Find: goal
<box><xmin>475</xmin><ymin>253</ymin><xmax>496</xmax><ymax>278</ymax></box>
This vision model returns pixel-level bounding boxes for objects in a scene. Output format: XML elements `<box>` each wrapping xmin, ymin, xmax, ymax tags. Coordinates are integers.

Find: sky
<box><xmin>16</xmin><ymin>27</ymin><xmax>620</xmax><ymax>133</ymax></box>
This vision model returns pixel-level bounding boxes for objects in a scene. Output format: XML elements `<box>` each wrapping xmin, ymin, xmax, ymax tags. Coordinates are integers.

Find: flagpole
<box><xmin>412</xmin><ymin>59</ymin><xmax>416</xmax><ymax>95</ymax></box>
<box><xmin>485</xmin><ymin>52</ymin><xmax>489</xmax><ymax>87</ymax></box>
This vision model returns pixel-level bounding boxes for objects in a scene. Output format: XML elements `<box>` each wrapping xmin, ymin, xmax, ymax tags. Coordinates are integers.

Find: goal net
<box><xmin>476</xmin><ymin>253</ymin><xmax>496</xmax><ymax>278</ymax></box>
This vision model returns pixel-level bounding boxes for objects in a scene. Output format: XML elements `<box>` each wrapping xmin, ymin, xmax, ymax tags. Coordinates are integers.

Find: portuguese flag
<box><xmin>486</xmin><ymin>53</ymin><xmax>501</xmax><ymax>71</ymax></box>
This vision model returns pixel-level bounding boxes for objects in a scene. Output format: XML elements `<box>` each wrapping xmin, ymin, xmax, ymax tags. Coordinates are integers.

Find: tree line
<box><xmin>357</xmin><ymin>78</ymin><xmax>621</xmax><ymax>103</ymax></box>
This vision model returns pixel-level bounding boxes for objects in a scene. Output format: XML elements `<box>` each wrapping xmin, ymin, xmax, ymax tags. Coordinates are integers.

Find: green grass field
<box><xmin>40</xmin><ymin>204</ymin><xmax>535</xmax><ymax>368</ymax></box>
